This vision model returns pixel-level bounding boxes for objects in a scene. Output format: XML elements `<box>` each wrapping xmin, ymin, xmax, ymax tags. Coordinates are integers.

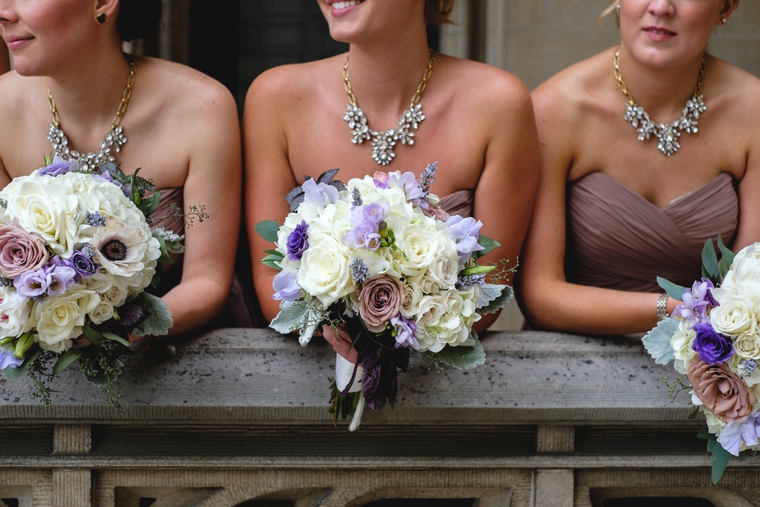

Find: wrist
<box><xmin>656</xmin><ymin>292</ymin><xmax>669</xmax><ymax>321</ymax></box>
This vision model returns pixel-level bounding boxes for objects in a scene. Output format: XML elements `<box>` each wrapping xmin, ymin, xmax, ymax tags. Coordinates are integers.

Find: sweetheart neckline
<box><xmin>570</xmin><ymin>172</ymin><xmax>733</xmax><ymax>210</ymax></box>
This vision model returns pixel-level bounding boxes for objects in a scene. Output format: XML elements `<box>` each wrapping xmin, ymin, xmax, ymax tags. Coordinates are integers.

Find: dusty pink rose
<box><xmin>424</xmin><ymin>205</ymin><xmax>450</xmax><ymax>222</ymax></box>
<box><xmin>687</xmin><ymin>360</ymin><xmax>756</xmax><ymax>422</ymax></box>
<box><xmin>373</xmin><ymin>171</ymin><xmax>389</xmax><ymax>187</ymax></box>
<box><xmin>358</xmin><ymin>275</ymin><xmax>403</xmax><ymax>333</ymax></box>
<box><xmin>0</xmin><ymin>225</ymin><xmax>49</xmax><ymax>279</ymax></box>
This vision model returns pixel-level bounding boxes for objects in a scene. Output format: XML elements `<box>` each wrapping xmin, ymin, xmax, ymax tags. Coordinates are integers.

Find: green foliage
<box><xmin>269</xmin><ymin>301</ymin><xmax>310</xmax><ymax>335</ymax></box>
<box><xmin>133</xmin><ymin>293</ymin><xmax>173</xmax><ymax>336</ymax></box>
<box><xmin>657</xmin><ymin>277</ymin><xmax>687</xmax><ymax>301</ymax></box>
<box><xmin>717</xmin><ymin>235</ymin><xmax>735</xmax><ymax>281</ymax></box>
<box><xmin>642</xmin><ymin>318</ymin><xmax>677</xmax><ymax>365</ymax></box>
<box><xmin>53</xmin><ymin>349</ymin><xmax>84</xmax><ymax>375</ymax></box>
<box><xmin>476</xmin><ymin>284</ymin><xmax>514</xmax><ymax>315</ymax></box>
<box><xmin>473</xmin><ymin>235</ymin><xmax>500</xmax><ymax>259</ymax></box>
<box><xmin>255</xmin><ymin>220</ymin><xmax>281</xmax><ymax>243</ymax></box>
<box><xmin>698</xmin><ymin>426</ymin><xmax>732</xmax><ymax>484</ymax></box>
<box><xmin>702</xmin><ymin>239</ymin><xmax>720</xmax><ymax>282</ymax></box>
<box><xmin>426</xmin><ymin>334</ymin><xmax>486</xmax><ymax>371</ymax></box>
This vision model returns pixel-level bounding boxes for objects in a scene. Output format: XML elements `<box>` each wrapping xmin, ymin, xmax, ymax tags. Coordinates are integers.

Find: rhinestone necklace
<box><xmin>614</xmin><ymin>48</ymin><xmax>707</xmax><ymax>157</ymax></box>
<box><xmin>343</xmin><ymin>50</ymin><xmax>436</xmax><ymax>166</ymax></box>
<box><xmin>47</xmin><ymin>56</ymin><xmax>136</xmax><ymax>171</ymax></box>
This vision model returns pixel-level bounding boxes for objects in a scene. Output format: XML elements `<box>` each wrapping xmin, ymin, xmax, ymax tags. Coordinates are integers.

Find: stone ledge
<box><xmin>0</xmin><ymin>329</ymin><xmax>683</xmax><ymax>425</ymax></box>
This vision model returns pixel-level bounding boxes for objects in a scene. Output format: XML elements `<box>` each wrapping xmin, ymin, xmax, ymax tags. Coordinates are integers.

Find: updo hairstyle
<box><xmin>117</xmin><ymin>0</ymin><xmax>164</xmax><ymax>42</ymax></box>
<box><xmin>599</xmin><ymin>1</ymin><xmax>619</xmax><ymax>25</ymax></box>
<box><xmin>425</xmin><ymin>0</ymin><xmax>456</xmax><ymax>26</ymax></box>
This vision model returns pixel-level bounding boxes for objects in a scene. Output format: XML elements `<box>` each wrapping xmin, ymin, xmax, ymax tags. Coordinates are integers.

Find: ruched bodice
<box><xmin>439</xmin><ymin>189</ymin><xmax>474</xmax><ymax>217</ymax></box>
<box><xmin>566</xmin><ymin>172</ymin><xmax>738</xmax><ymax>292</ymax></box>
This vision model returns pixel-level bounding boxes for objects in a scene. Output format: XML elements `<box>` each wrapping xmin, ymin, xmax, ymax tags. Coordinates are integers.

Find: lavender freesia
<box><xmin>692</xmin><ymin>323</ymin><xmax>734</xmax><ymax>365</ymax></box>
<box><xmin>46</xmin><ymin>265</ymin><xmax>77</xmax><ymax>296</ymax></box>
<box><xmin>0</xmin><ymin>346</ymin><xmax>23</xmax><ymax>369</ymax></box>
<box><xmin>718</xmin><ymin>413</ymin><xmax>760</xmax><ymax>456</ymax></box>
<box><xmin>14</xmin><ymin>268</ymin><xmax>51</xmax><ymax>297</ymax></box>
<box><xmin>38</xmin><ymin>156</ymin><xmax>78</xmax><ymax>177</ymax></box>
<box><xmin>388</xmin><ymin>171</ymin><xmax>425</xmax><ymax>205</ymax></box>
<box><xmin>272</xmin><ymin>270</ymin><xmax>301</xmax><ymax>302</ymax></box>
<box><xmin>446</xmin><ymin>215</ymin><xmax>485</xmax><ymax>262</ymax></box>
<box><xmin>673</xmin><ymin>278</ymin><xmax>717</xmax><ymax>326</ymax></box>
<box><xmin>391</xmin><ymin>314</ymin><xmax>419</xmax><ymax>350</ymax></box>
<box><xmin>302</xmin><ymin>178</ymin><xmax>340</xmax><ymax>207</ymax></box>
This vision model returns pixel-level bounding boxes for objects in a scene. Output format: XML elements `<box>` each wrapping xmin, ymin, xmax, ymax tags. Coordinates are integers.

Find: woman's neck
<box><xmin>45</xmin><ymin>43</ymin><xmax>132</xmax><ymax>131</ymax></box>
<box><xmin>345</xmin><ymin>26</ymin><xmax>432</xmax><ymax>118</ymax></box>
<box><xmin>616</xmin><ymin>44</ymin><xmax>706</xmax><ymax>121</ymax></box>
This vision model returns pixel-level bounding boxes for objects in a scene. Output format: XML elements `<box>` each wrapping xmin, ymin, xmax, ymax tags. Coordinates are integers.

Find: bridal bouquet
<box><xmin>257</xmin><ymin>164</ymin><xmax>512</xmax><ymax>430</ymax></box>
<box><xmin>644</xmin><ymin>237</ymin><xmax>760</xmax><ymax>482</ymax></box>
<box><xmin>0</xmin><ymin>156</ymin><xmax>182</xmax><ymax>407</ymax></box>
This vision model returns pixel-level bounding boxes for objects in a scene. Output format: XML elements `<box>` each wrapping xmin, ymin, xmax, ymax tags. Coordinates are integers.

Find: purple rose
<box><xmin>391</xmin><ymin>314</ymin><xmax>419</xmax><ymax>350</ymax></box>
<box><xmin>272</xmin><ymin>270</ymin><xmax>301</xmax><ymax>302</ymax></box>
<box><xmin>692</xmin><ymin>324</ymin><xmax>734</xmax><ymax>365</ymax></box>
<box><xmin>286</xmin><ymin>221</ymin><xmax>309</xmax><ymax>261</ymax></box>
<box><xmin>68</xmin><ymin>249</ymin><xmax>99</xmax><ymax>279</ymax></box>
<box><xmin>14</xmin><ymin>268</ymin><xmax>51</xmax><ymax>297</ymax></box>
<box><xmin>446</xmin><ymin>215</ymin><xmax>485</xmax><ymax>262</ymax></box>
<box><xmin>0</xmin><ymin>346</ymin><xmax>23</xmax><ymax>369</ymax></box>
<box><xmin>0</xmin><ymin>225</ymin><xmax>49</xmax><ymax>279</ymax></box>
<box><xmin>38</xmin><ymin>156</ymin><xmax>77</xmax><ymax>177</ymax></box>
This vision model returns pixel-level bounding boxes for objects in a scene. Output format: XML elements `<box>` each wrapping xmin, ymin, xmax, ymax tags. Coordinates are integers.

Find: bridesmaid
<box><xmin>0</xmin><ymin>40</ymin><xmax>9</xmax><ymax>75</ymax></box>
<box><xmin>244</xmin><ymin>0</ymin><xmax>540</xmax><ymax>359</ymax></box>
<box><xmin>0</xmin><ymin>0</ymin><xmax>242</xmax><ymax>336</ymax></box>
<box><xmin>518</xmin><ymin>0</ymin><xmax>759</xmax><ymax>334</ymax></box>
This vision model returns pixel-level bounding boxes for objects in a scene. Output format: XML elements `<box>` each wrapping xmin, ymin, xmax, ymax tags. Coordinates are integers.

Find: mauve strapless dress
<box><xmin>565</xmin><ymin>172</ymin><xmax>739</xmax><ymax>292</ymax></box>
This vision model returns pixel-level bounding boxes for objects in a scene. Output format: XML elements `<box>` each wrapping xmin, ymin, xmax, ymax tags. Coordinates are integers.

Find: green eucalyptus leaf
<box><xmin>718</xmin><ymin>234</ymin><xmax>735</xmax><ymax>280</ymax></box>
<box><xmin>262</xmin><ymin>260</ymin><xmax>283</xmax><ymax>271</ymax></box>
<box><xmin>53</xmin><ymin>349</ymin><xmax>84</xmax><ymax>375</ymax></box>
<box><xmin>264</xmin><ymin>249</ymin><xmax>284</xmax><ymax>259</ymax></box>
<box><xmin>711</xmin><ymin>439</ymin><xmax>732</xmax><ymax>484</ymax></box>
<box><xmin>83</xmin><ymin>325</ymin><xmax>105</xmax><ymax>345</ymax></box>
<box><xmin>102</xmin><ymin>332</ymin><xmax>130</xmax><ymax>347</ymax></box>
<box><xmin>255</xmin><ymin>220</ymin><xmax>281</xmax><ymax>243</ymax></box>
<box><xmin>657</xmin><ymin>277</ymin><xmax>687</xmax><ymax>301</ymax></box>
<box><xmin>702</xmin><ymin>239</ymin><xmax>720</xmax><ymax>281</ymax></box>
<box><xmin>473</xmin><ymin>235</ymin><xmax>500</xmax><ymax>259</ymax></box>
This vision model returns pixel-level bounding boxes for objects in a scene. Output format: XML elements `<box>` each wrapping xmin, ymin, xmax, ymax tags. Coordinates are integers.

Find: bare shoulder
<box><xmin>245</xmin><ymin>55</ymin><xmax>340</xmax><ymax>111</ymax></box>
<box><xmin>137</xmin><ymin>56</ymin><xmax>237</xmax><ymax>121</ymax></box>
<box><xmin>710</xmin><ymin>57</ymin><xmax>760</xmax><ymax>116</ymax></box>
<box><xmin>532</xmin><ymin>48</ymin><xmax>612</xmax><ymax>126</ymax></box>
<box><xmin>441</xmin><ymin>55</ymin><xmax>531</xmax><ymax>113</ymax></box>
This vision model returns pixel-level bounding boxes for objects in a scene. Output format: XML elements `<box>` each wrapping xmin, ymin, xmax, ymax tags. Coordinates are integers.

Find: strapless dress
<box><xmin>565</xmin><ymin>172</ymin><xmax>739</xmax><ymax>292</ymax></box>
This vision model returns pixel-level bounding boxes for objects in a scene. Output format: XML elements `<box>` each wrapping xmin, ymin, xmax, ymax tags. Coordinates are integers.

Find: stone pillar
<box><xmin>535</xmin><ymin>470</ymin><xmax>574</xmax><ymax>507</ymax></box>
<box><xmin>52</xmin><ymin>425</ymin><xmax>91</xmax><ymax>507</ymax></box>
<box><xmin>439</xmin><ymin>0</ymin><xmax>470</xmax><ymax>59</ymax></box>
<box><xmin>536</xmin><ymin>425</ymin><xmax>575</xmax><ymax>453</ymax></box>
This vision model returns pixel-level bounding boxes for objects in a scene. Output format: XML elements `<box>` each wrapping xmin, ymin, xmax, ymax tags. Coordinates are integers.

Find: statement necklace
<box><xmin>47</xmin><ymin>56</ymin><xmax>136</xmax><ymax>171</ymax></box>
<box><xmin>343</xmin><ymin>50</ymin><xmax>436</xmax><ymax>166</ymax></box>
<box><xmin>614</xmin><ymin>48</ymin><xmax>707</xmax><ymax>157</ymax></box>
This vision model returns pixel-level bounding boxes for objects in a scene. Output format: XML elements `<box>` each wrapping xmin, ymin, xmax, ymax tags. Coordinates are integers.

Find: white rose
<box><xmin>398</xmin><ymin>224</ymin><xmax>441</xmax><ymax>277</ymax></box>
<box><xmin>733</xmin><ymin>332</ymin><xmax>760</xmax><ymax>361</ymax></box>
<box><xmin>401</xmin><ymin>282</ymin><xmax>424</xmax><ymax>318</ymax></box>
<box><xmin>297</xmin><ymin>235</ymin><xmax>353</xmax><ymax>309</ymax></box>
<box><xmin>0</xmin><ymin>287</ymin><xmax>33</xmax><ymax>338</ymax></box>
<box><xmin>414</xmin><ymin>291</ymin><xmax>474</xmax><ymax>353</ymax></box>
<box><xmin>723</xmin><ymin>243</ymin><xmax>760</xmax><ymax>304</ymax></box>
<box><xmin>89</xmin><ymin>301</ymin><xmax>115</xmax><ymax>325</ymax></box>
<box><xmin>101</xmin><ymin>276</ymin><xmax>129</xmax><ymax>307</ymax></box>
<box><xmin>671</xmin><ymin>320</ymin><xmax>697</xmax><ymax>374</ymax></box>
<box><xmin>85</xmin><ymin>272</ymin><xmax>116</xmax><ymax>294</ymax></box>
<box><xmin>425</xmin><ymin>246</ymin><xmax>460</xmax><ymax>290</ymax></box>
<box><xmin>33</xmin><ymin>287</ymin><xmax>100</xmax><ymax>352</ymax></box>
<box><xmin>710</xmin><ymin>294</ymin><xmax>757</xmax><ymax>338</ymax></box>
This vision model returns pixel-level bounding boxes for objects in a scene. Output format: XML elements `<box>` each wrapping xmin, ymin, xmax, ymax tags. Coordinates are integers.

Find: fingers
<box><xmin>322</xmin><ymin>325</ymin><xmax>359</xmax><ymax>363</ymax></box>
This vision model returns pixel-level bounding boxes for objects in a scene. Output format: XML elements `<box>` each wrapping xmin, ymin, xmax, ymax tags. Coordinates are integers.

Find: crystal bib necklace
<box><xmin>47</xmin><ymin>56</ymin><xmax>136</xmax><ymax>171</ymax></box>
<box><xmin>343</xmin><ymin>50</ymin><xmax>436</xmax><ymax>166</ymax></box>
<box><xmin>614</xmin><ymin>48</ymin><xmax>707</xmax><ymax>157</ymax></box>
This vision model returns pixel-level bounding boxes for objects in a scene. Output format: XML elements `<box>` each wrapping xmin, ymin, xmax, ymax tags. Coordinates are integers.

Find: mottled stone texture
<box><xmin>0</xmin><ymin>329</ymin><xmax>759</xmax><ymax>506</ymax></box>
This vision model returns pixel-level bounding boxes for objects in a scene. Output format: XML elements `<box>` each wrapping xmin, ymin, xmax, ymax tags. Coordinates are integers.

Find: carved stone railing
<box><xmin>1</xmin><ymin>330</ymin><xmax>759</xmax><ymax>507</ymax></box>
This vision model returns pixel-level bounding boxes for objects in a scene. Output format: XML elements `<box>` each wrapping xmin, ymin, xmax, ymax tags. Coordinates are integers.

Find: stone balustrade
<box><xmin>1</xmin><ymin>330</ymin><xmax>759</xmax><ymax>507</ymax></box>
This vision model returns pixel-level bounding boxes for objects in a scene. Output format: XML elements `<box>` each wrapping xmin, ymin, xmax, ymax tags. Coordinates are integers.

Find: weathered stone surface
<box><xmin>0</xmin><ymin>330</ymin><xmax>681</xmax><ymax>425</ymax></box>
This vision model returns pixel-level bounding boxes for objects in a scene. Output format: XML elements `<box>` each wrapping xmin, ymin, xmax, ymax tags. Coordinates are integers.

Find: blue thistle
<box><xmin>456</xmin><ymin>274</ymin><xmax>486</xmax><ymax>290</ymax></box>
<box><xmin>743</xmin><ymin>359</ymin><xmax>757</xmax><ymax>376</ymax></box>
<box><xmin>350</xmin><ymin>258</ymin><xmax>370</xmax><ymax>285</ymax></box>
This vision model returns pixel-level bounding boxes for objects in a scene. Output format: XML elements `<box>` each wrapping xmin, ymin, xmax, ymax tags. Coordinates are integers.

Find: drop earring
<box><xmin>96</xmin><ymin>12</ymin><xmax>107</xmax><ymax>24</ymax></box>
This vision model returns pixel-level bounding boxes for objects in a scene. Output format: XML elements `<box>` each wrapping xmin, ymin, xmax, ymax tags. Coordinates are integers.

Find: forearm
<box><xmin>521</xmin><ymin>280</ymin><xmax>675</xmax><ymax>335</ymax></box>
<box><xmin>160</xmin><ymin>277</ymin><xmax>232</xmax><ymax>336</ymax></box>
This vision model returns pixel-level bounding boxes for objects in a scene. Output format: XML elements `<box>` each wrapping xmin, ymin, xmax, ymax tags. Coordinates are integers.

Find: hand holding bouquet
<box><xmin>257</xmin><ymin>164</ymin><xmax>513</xmax><ymax>430</ymax></box>
<box><xmin>644</xmin><ymin>237</ymin><xmax>760</xmax><ymax>482</ymax></box>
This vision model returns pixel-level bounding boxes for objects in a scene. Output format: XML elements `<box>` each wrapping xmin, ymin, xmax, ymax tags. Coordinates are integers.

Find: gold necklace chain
<box><xmin>613</xmin><ymin>47</ymin><xmax>706</xmax><ymax>107</ymax></box>
<box><xmin>48</xmin><ymin>57</ymin><xmax>136</xmax><ymax>130</ymax></box>
<box><xmin>343</xmin><ymin>49</ymin><xmax>436</xmax><ymax>109</ymax></box>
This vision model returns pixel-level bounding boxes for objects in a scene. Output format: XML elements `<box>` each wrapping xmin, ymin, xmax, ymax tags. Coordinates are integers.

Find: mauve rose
<box><xmin>424</xmin><ymin>205</ymin><xmax>450</xmax><ymax>222</ymax></box>
<box><xmin>688</xmin><ymin>360</ymin><xmax>756</xmax><ymax>422</ymax></box>
<box><xmin>358</xmin><ymin>275</ymin><xmax>403</xmax><ymax>333</ymax></box>
<box><xmin>0</xmin><ymin>225</ymin><xmax>49</xmax><ymax>279</ymax></box>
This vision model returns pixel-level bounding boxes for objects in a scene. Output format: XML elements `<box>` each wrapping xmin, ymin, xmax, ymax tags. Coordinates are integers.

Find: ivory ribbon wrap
<box><xmin>335</xmin><ymin>354</ymin><xmax>363</xmax><ymax>393</ymax></box>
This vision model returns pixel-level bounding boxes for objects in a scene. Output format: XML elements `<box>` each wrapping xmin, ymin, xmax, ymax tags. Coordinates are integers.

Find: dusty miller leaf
<box><xmin>477</xmin><ymin>284</ymin><xmax>514</xmax><ymax>315</ymax></box>
<box><xmin>269</xmin><ymin>301</ymin><xmax>309</xmax><ymax>336</ymax></box>
<box><xmin>428</xmin><ymin>334</ymin><xmax>486</xmax><ymax>370</ymax></box>
<box><xmin>642</xmin><ymin>318</ymin><xmax>678</xmax><ymax>365</ymax></box>
<box><xmin>134</xmin><ymin>293</ymin><xmax>173</xmax><ymax>336</ymax></box>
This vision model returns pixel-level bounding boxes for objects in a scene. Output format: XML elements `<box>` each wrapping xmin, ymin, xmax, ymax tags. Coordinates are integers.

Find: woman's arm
<box><xmin>471</xmin><ymin>70</ymin><xmax>540</xmax><ymax>331</ymax></box>
<box><xmin>159</xmin><ymin>80</ymin><xmax>242</xmax><ymax>336</ymax></box>
<box><xmin>730</xmin><ymin>119</ymin><xmax>760</xmax><ymax>251</ymax></box>
<box><xmin>243</xmin><ymin>66</ymin><xmax>300</xmax><ymax>322</ymax></box>
<box><xmin>518</xmin><ymin>83</ymin><xmax>674</xmax><ymax>335</ymax></box>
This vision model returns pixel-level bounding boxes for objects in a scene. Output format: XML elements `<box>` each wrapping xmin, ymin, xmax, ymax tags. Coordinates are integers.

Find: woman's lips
<box><xmin>643</xmin><ymin>27</ymin><xmax>677</xmax><ymax>42</ymax></box>
<box><xmin>4</xmin><ymin>37</ymin><xmax>33</xmax><ymax>50</ymax></box>
<box><xmin>330</xmin><ymin>0</ymin><xmax>365</xmax><ymax>18</ymax></box>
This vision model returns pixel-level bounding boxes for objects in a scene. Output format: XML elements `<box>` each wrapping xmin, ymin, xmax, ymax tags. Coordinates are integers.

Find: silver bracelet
<box><xmin>657</xmin><ymin>293</ymin><xmax>669</xmax><ymax>321</ymax></box>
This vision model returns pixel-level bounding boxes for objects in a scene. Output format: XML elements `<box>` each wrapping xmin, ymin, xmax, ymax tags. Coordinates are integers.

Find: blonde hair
<box><xmin>599</xmin><ymin>1</ymin><xmax>620</xmax><ymax>26</ymax></box>
<box><xmin>426</xmin><ymin>0</ymin><xmax>456</xmax><ymax>26</ymax></box>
